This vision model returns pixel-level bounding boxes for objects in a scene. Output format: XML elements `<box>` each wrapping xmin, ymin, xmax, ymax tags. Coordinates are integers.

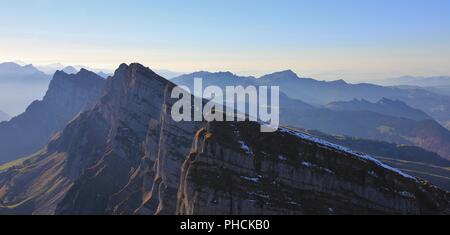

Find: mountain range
<box><xmin>173</xmin><ymin>71</ymin><xmax>450</xmax><ymax>160</ymax></box>
<box><xmin>0</xmin><ymin>69</ymin><xmax>105</xmax><ymax>164</ymax></box>
<box><xmin>325</xmin><ymin>98</ymin><xmax>431</xmax><ymax>121</ymax></box>
<box><xmin>0</xmin><ymin>63</ymin><xmax>51</xmax><ymax>116</ymax></box>
<box><xmin>173</xmin><ymin>70</ymin><xmax>450</xmax><ymax>125</ymax></box>
<box><xmin>0</xmin><ymin>63</ymin><xmax>449</xmax><ymax>215</ymax></box>
<box><xmin>378</xmin><ymin>76</ymin><xmax>450</xmax><ymax>99</ymax></box>
<box><xmin>3</xmin><ymin>65</ymin><xmax>449</xmax><ymax>186</ymax></box>
<box><xmin>257</xmin><ymin>71</ymin><xmax>450</xmax><ymax>127</ymax></box>
<box><xmin>0</xmin><ymin>62</ymin><xmax>108</xmax><ymax>116</ymax></box>
<box><xmin>35</xmin><ymin>63</ymin><xmax>111</xmax><ymax>77</ymax></box>
<box><xmin>381</xmin><ymin>76</ymin><xmax>450</xmax><ymax>87</ymax></box>
<box><xmin>0</xmin><ymin>62</ymin><xmax>50</xmax><ymax>83</ymax></box>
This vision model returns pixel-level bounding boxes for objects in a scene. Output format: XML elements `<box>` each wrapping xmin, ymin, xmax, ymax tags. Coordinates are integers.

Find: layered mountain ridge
<box><xmin>175</xmin><ymin>70</ymin><xmax>450</xmax><ymax>126</ymax></box>
<box><xmin>0</xmin><ymin>63</ymin><xmax>449</xmax><ymax>215</ymax></box>
<box><xmin>173</xmin><ymin>71</ymin><xmax>450</xmax><ymax>160</ymax></box>
<box><xmin>0</xmin><ymin>62</ymin><xmax>52</xmax><ymax>116</ymax></box>
<box><xmin>0</xmin><ymin>69</ymin><xmax>105</xmax><ymax>163</ymax></box>
<box><xmin>325</xmin><ymin>98</ymin><xmax>431</xmax><ymax>121</ymax></box>
<box><xmin>178</xmin><ymin>122</ymin><xmax>450</xmax><ymax>214</ymax></box>
<box><xmin>0</xmin><ymin>62</ymin><xmax>50</xmax><ymax>82</ymax></box>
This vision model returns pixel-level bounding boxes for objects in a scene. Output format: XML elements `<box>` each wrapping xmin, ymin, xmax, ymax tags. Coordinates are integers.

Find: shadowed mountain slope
<box><xmin>0</xmin><ymin>69</ymin><xmax>105</xmax><ymax>164</ymax></box>
<box><xmin>0</xmin><ymin>64</ymin><xmax>449</xmax><ymax>215</ymax></box>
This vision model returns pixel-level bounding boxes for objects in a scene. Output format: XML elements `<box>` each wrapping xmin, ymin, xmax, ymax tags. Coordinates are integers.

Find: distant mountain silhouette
<box><xmin>173</xmin><ymin>71</ymin><xmax>450</xmax><ymax>160</ymax></box>
<box><xmin>0</xmin><ymin>62</ymin><xmax>52</xmax><ymax>115</ymax></box>
<box><xmin>96</xmin><ymin>71</ymin><xmax>111</xmax><ymax>78</ymax></box>
<box><xmin>62</xmin><ymin>66</ymin><xmax>79</xmax><ymax>74</ymax></box>
<box><xmin>390</xmin><ymin>84</ymin><xmax>450</xmax><ymax>98</ymax></box>
<box><xmin>254</xmin><ymin>70</ymin><xmax>450</xmax><ymax>126</ymax></box>
<box><xmin>0</xmin><ymin>110</ymin><xmax>10</xmax><ymax>122</ymax></box>
<box><xmin>326</xmin><ymin>98</ymin><xmax>431</xmax><ymax>121</ymax></box>
<box><xmin>383</xmin><ymin>76</ymin><xmax>450</xmax><ymax>87</ymax></box>
<box><xmin>425</xmin><ymin>86</ymin><xmax>450</xmax><ymax>97</ymax></box>
<box><xmin>35</xmin><ymin>63</ymin><xmax>66</xmax><ymax>75</ymax></box>
<box><xmin>0</xmin><ymin>69</ymin><xmax>105</xmax><ymax>164</ymax></box>
<box><xmin>1</xmin><ymin>63</ymin><xmax>448</xmax><ymax>215</ymax></box>
<box><xmin>0</xmin><ymin>62</ymin><xmax>50</xmax><ymax>83</ymax></box>
<box><xmin>154</xmin><ymin>69</ymin><xmax>182</xmax><ymax>79</ymax></box>
<box><xmin>172</xmin><ymin>71</ymin><xmax>256</xmax><ymax>88</ymax></box>
<box><xmin>35</xmin><ymin>63</ymin><xmax>112</xmax><ymax>78</ymax></box>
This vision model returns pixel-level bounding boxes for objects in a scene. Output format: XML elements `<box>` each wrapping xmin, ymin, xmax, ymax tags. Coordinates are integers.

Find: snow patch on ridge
<box><xmin>278</xmin><ymin>127</ymin><xmax>417</xmax><ymax>180</ymax></box>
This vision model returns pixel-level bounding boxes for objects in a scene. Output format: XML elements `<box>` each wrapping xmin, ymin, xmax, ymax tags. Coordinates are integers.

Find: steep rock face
<box><xmin>0</xmin><ymin>63</ymin><xmax>187</xmax><ymax>215</ymax></box>
<box><xmin>177</xmin><ymin>121</ymin><xmax>450</xmax><ymax>215</ymax></box>
<box><xmin>0</xmin><ymin>109</ymin><xmax>110</xmax><ymax>214</ymax></box>
<box><xmin>57</xmin><ymin>65</ymin><xmax>203</xmax><ymax>215</ymax></box>
<box><xmin>0</xmin><ymin>69</ymin><xmax>105</xmax><ymax>163</ymax></box>
<box><xmin>1</xmin><ymin>63</ymin><xmax>449</xmax><ymax>215</ymax></box>
<box><xmin>133</xmin><ymin>95</ymin><xmax>203</xmax><ymax>215</ymax></box>
<box><xmin>55</xmin><ymin>63</ymin><xmax>172</xmax><ymax>214</ymax></box>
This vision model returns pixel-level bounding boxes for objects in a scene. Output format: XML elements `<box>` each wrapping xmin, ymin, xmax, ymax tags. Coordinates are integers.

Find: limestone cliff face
<box><xmin>1</xmin><ymin>63</ymin><xmax>449</xmax><ymax>215</ymax></box>
<box><xmin>177</xmin><ymin>121</ymin><xmax>450</xmax><ymax>215</ymax></box>
<box><xmin>56</xmin><ymin>63</ymin><xmax>172</xmax><ymax>214</ymax></box>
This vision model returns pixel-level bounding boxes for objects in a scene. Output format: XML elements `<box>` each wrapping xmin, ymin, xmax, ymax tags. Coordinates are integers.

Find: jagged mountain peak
<box><xmin>50</xmin><ymin>68</ymin><xmax>104</xmax><ymax>90</ymax></box>
<box><xmin>330</xmin><ymin>79</ymin><xmax>348</xmax><ymax>85</ymax></box>
<box><xmin>375</xmin><ymin>98</ymin><xmax>425</xmax><ymax>111</ymax></box>
<box><xmin>176</xmin><ymin>71</ymin><xmax>244</xmax><ymax>80</ymax></box>
<box><xmin>53</xmin><ymin>69</ymin><xmax>69</xmax><ymax>77</ymax></box>
<box><xmin>114</xmin><ymin>63</ymin><xmax>161</xmax><ymax>79</ymax></box>
<box><xmin>62</xmin><ymin>66</ymin><xmax>78</xmax><ymax>74</ymax></box>
<box><xmin>0</xmin><ymin>66</ymin><xmax>106</xmax><ymax>164</ymax></box>
<box><xmin>377</xmin><ymin>97</ymin><xmax>401</xmax><ymax>105</ymax></box>
<box><xmin>259</xmin><ymin>69</ymin><xmax>299</xmax><ymax>80</ymax></box>
<box><xmin>0</xmin><ymin>62</ymin><xmax>44</xmax><ymax>75</ymax></box>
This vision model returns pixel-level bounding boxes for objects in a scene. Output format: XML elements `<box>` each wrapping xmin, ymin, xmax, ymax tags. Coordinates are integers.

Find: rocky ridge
<box><xmin>0</xmin><ymin>69</ymin><xmax>105</xmax><ymax>163</ymax></box>
<box><xmin>0</xmin><ymin>63</ymin><xmax>449</xmax><ymax>215</ymax></box>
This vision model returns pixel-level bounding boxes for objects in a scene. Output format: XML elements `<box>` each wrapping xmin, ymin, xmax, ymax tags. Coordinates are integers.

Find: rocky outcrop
<box><xmin>0</xmin><ymin>69</ymin><xmax>105</xmax><ymax>164</ymax></box>
<box><xmin>177</xmin><ymin>122</ymin><xmax>450</xmax><ymax>215</ymax></box>
<box><xmin>56</xmin><ymin>63</ymin><xmax>177</xmax><ymax>214</ymax></box>
<box><xmin>56</xmin><ymin>64</ymin><xmax>204</xmax><ymax>215</ymax></box>
<box><xmin>1</xmin><ymin>63</ymin><xmax>449</xmax><ymax>215</ymax></box>
<box><xmin>0</xmin><ymin>62</ymin><xmax>50</xmax><ymax>83</ymax></box>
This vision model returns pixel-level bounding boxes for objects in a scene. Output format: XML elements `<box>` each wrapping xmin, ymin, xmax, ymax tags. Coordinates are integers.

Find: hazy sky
<box><xmin>1</xmin><ymin>0</ymin><xmax>449</xmax><ymax>81</ymax></box>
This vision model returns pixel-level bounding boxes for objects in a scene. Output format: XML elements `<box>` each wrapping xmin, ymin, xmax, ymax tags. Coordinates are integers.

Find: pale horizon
<box><xmin>1</xmin><ymin>0</ymin><xmax>450</xmax><ymax>82</ymax></box>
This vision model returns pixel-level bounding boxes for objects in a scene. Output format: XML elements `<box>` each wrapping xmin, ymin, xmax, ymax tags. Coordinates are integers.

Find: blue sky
<box><xmin>0</xmin><ymin>0</ymin><xmax>449</xmax><ymax>81</ymax></box>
